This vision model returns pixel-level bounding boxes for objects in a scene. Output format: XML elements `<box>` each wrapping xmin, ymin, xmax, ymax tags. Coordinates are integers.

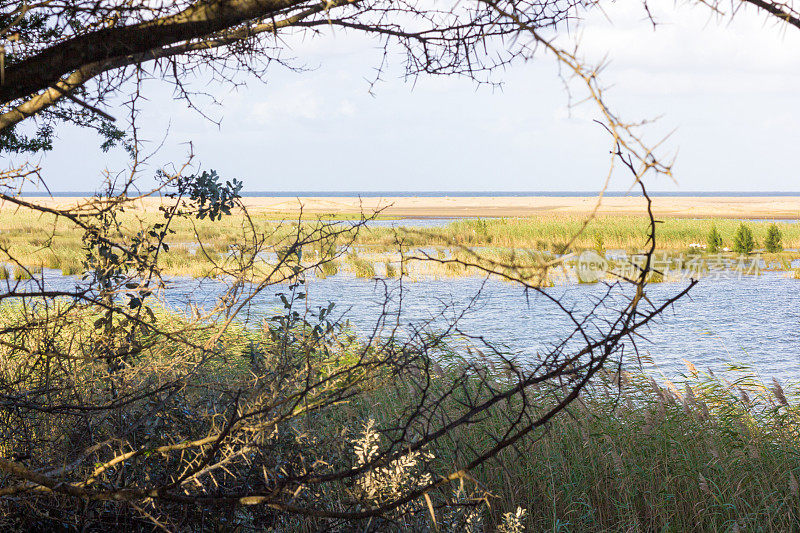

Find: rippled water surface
<box><xmin>158</xmin><ymin>273</ymin><xmax>800</xmax><ymax>382</ymax></box>
<box><xmin>19</xmin><ymin>270</ymin><xmax>800</xmax><ymax>382</ymax></box>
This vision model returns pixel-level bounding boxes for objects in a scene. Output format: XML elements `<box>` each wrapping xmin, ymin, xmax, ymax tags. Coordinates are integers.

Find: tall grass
<box><xmin>0</xmin><ymin>297</ymin><xmax>796</xmax><ymax>530</ymax></box>
<box><xmin>347</xmin><ymin>253</ymin><xmax>376</xmax><ymax>278</ymax></box>
<box><xmin>360</xmin><ymin>216</ymin><xmax>800</xmax><ymax>253</ymax></box>
<box><xmin>44</xmin><ymin>254</ymin><xmax>61</xmax><ymax>270</ymax></box>
<box><xmin>318</xmin><ymin>259</ymin><xmax>339</xmax><ymax>278</ymax></box>
<box><xmin>329</xmin><ymin>350</ymin><xmax>800</xmax><ymax>531</ymax></box>
<box><xmin>379</xmin><ymin>363</ymin><xmax>800</xmax><ymax>531</ymax></box>
<box><xmin>61</xmin><ymin>263</ymin><xmax>82</xmax><ymax>276</ymax></box>
<box><xmin>2</xmin><ymin>210</ymin><xmax>800</xmax><ymax>278</ymax></box>
<box><xmin>13</xmin><ymin>267</ymin><xmax>31</xmax><ymax>280</ymax></box>
<box><xmin>384</xmin><ymin>261</ymin><xmax>397</xmax><ymax>278</ymax></box>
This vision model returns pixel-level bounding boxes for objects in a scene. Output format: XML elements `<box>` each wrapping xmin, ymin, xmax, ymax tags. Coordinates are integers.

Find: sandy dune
<box><xmin>8</xmin><ymin>195</ymin><xmax>800</xmax><ymax>219</ymax></box>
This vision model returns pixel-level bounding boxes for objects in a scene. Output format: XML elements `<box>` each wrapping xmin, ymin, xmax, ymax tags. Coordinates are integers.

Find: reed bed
<box><xmin>347</xmin><ymin>253</ymin><xmax>376</xmax><ymax>278</ymax></box>
<box><xmin>2</xmin><ymin>210</ymin><xmax>800</xmax><ymax>280</ymax></box>
<box><xmin>359</xmin><ymin>216</ymin><xmax>800</xmax><ymax>253</ymax></box>
<box><xmin>12</xmin><ymin>267</ymin><xmax>31</xmax><ymax>281</ymax></box>
<box><xmin>317</xmin><ymin>259</ymin><xmax>340</xmax><ymax>279</ymax></box>
<box><xmin>350</xmin><ymin>360</ymin><xmax>800</xmax><ymax>531</ymax></box>
<box><xmin>500</xmin><ymin>364</ymin><xmax>800</xmax><ymax>531</ymax></box>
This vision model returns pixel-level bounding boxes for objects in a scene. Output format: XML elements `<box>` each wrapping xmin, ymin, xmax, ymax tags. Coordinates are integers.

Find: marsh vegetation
<box><xmin>1</xmin><ymin>210</ymin><xmax>796</xmax><ymax>283</ymax></box>
<box><xmin>0</xmin><ymin>180</ymin><xmax>710</xmax><ymax>531</ymax></box>
<box><xmin>4</xmin><ymin>0</ymin><xmax>800</xmax><ymax>527</ymax></box>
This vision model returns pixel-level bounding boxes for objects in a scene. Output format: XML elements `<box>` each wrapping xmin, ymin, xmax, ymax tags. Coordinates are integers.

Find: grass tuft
<box><xmin>347</xmin><ymin>253</ymin><xmax>376</xmax><ymax>278</ymax></box>
<box><xmin>318</xmin><ymin>259</ymin><xmax>339</xmax><ymax>278</ymax></box>
<box><xmin>384</xmin><ymin>261</ymin><xmax>397</xmax><ymax>278</ymax></box>
<box><xmin>13</xmin><ymin>267</ymin><xmax>31</xmax><ymax>281</ymax></box>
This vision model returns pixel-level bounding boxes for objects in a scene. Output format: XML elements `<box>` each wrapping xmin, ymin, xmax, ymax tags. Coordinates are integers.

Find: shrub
<box><xmin>765</xmin><ymin>223</ymin><xmax>783</xmax><ymax>253</ymax></box>
<box><xmin>0</xmin><ymin>265</ymin><xmax>8</xmax><ymax>280</ymax></box>
<box><xmin>707</xmin><ymin>225</ymin><xmax>723</xmax><ymax>253</ymax></box>
<box><xmin>733</xmin><ymin>223</ymin><xmax>756</xmax><ymax>254</ymax></box>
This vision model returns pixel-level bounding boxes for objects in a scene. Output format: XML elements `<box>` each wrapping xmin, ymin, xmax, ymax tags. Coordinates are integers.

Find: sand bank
<box><xmin>8</xmin><ymin>195</ymin><xmax>800</xmax><ymax>219</ymax></box>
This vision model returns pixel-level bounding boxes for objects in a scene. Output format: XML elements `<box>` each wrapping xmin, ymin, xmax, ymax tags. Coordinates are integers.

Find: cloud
<box><xmin>252</xmin><ymin>86</ymin><xmax>321</xmax><ymax>120</ymax></box>
<box><xmin>250</xmin><ymin>84</ymin><xmax>358</xmax><ymax>122</ymax></box>
<box><xmin>33</xmin><ymin>0</ymin><xmax>800</xmax><ymax>192</ymax></box>
<box><xmin>553</xmin><ymin>0</ymin><xmax>800</xmax><ymax>95</ymax></box>
<box><xmin>337</xmin><ymin>99</ymin><xmax>356</xmax><ymax>116</ymax></box>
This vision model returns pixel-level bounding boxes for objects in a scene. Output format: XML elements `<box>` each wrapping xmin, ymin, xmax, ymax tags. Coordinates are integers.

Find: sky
<box><xmin>15</xmin><ymin>0</ymin><xmax>800</xmax><ymax>193</ymax></box>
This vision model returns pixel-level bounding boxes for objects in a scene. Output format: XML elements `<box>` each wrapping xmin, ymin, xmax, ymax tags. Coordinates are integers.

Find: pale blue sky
<box><xmin>15</xmin><ymin>1</ymin><xmax>800</xmax><ymax>193</ymax></box>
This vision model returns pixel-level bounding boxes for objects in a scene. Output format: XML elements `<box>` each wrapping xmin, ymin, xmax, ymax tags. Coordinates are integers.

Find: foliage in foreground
<box><xmin>0</xmin><ymin>300</ymin><xmax>555</xmax><ymax>531</ymax></box>
<box><xmin>0</xmin><ymin>297</ymin><xmax>798</xmax><ymax>531</ymax></box>
<box><xmin>0</xmin><ymin>176</ymin><xmax>683</xmax><ymax>531</ymax></box>
<box><xmin>343</xmin><ymin>356</ymin><xmax>800</xmax><ymax>531</ymax></box>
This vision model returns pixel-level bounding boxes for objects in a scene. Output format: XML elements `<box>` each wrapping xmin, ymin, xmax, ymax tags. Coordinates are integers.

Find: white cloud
<box><xmin>564</xmin><ymin>0</ymin><xmax>800</xmax><ymax>86</ymax></box>
<box><xmin>32</xmin><ymin>0</ymin><xmax>800</xmax><ymax>192</ymax></box>
<box><xmin>250</xmin><ymin>84</ymin><xmax>359</xmax><ymax>122</ymax></box>
<box><xmin>252</xmin><ymin>86</ymin><xmax>322</xmax><ymax>120</ymax></box>
<box><xmin>337</xmin><ymin>99</ymin><xmax>357</xmax><ymax>116</ymax></box>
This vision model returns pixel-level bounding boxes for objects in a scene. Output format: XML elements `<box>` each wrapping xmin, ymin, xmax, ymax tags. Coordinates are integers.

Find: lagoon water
<box><xmin>11</xmin><ymin>268</ymin><xmax>800</xmax><ymax>382</ymax></box>
<box><xmin>139</xmin><ymin>271</ymin><xmax>800</xmax><ymax>383</ymax></box>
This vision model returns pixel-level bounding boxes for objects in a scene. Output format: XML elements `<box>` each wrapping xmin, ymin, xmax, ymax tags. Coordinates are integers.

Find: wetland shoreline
<box><xmin>11</xmin><ymin>195</ymin><xmax>800</xmax><ymax>219</ymax></box>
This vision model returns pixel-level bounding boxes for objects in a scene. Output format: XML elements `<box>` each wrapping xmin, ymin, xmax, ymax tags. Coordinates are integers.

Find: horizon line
<box><xmin>14</xmin><ymin>190</ymin><xmax>800</xmax><ymax>197</ymax></box>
